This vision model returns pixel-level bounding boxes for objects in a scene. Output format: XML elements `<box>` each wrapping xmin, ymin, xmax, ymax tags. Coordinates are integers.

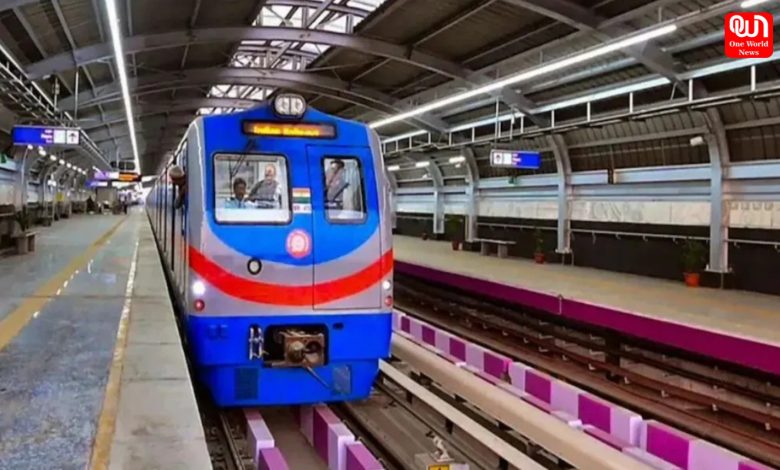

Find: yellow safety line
<box><xmin>88</xmin><ymin>238</ymin><xmax>140</xmax><ymax>470</ymax></box>
<box><xmin>0</xmin><ymin>216</ymin><xmax>127</xmax><ymax>352</ymax></box>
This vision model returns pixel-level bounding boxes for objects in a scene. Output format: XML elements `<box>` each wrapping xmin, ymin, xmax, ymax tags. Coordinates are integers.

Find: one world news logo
<box><xmin>724</xmin><ymin>12</ymin><xmax>773</xmax><ymax>58</ymax></box>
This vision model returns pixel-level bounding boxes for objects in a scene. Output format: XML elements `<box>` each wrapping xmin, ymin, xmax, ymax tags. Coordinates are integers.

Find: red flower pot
<box><xmin>451</xmin><ymin>240</ymin><xmax>461</xmax><ymax>250</ymax></box>
<box><xmin>683</xmin><ymin>272</ymin><xmax>700</xmax><ymax>287</ymax></box>
<box><xmin>534</xmin><ymin>252</ymin><xmax>545</xmax><ymax>264</ymax></box>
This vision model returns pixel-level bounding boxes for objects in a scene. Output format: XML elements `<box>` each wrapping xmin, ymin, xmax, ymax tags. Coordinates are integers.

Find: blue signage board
<box><xmin>12</xmin><ymin>125</ymin><xmax>80</xmax><ymax>147</ymax></box>
<box><xmin>490</xmin><ymin>149</ymin><xmax>541</xmax><ymax>169</ymax></box>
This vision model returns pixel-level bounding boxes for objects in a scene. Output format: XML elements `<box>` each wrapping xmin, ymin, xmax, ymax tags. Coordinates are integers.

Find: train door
<box><xmin>176</xmin><ymin>141</ymin><xmax>188</xmax><ymax>297</ymax></box>
<box><xmin>169</xmin><ymin>155</ymin><xmax>177</xmax><ymax>271</ymax></box>
<box><xmin>307</xmin><ymin>145</ymin><xmax>382</xmax><ymax>310</ymax></box>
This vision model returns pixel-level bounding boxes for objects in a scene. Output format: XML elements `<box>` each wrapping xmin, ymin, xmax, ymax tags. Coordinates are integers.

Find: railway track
<box><xmin>395</xmin><ymin>273</ymin><xmax>780</xmax><ymax>467</ymax></box>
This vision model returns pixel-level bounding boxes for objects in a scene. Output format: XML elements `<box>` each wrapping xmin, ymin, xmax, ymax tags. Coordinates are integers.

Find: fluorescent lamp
<box><xmin>387</xmin><ymin>165</ymin><xmax>401</xmax><ymax>171</ymax></box>
<box><xmin>104</xmin><ymin>0</ymin><xmax>140</xmax><ymax>173</ymax></box>
<box><xmin>741</xmin><ymin>0</ymin><xmax>769</xmax><ymax>7</ymax></box>
<box><xmin>59</xmin><ymin>159</ymin><xmax>66</xmax><ymax>165</ymax></box>
<box><xmin>37</xmin><ymin>147</ymin><xmax>46</xmax><ymax>156</ymax></box>
<box><xmin>415</xmin><ymin>161</ymin><xmax>430</xmax><ymax>168</ymax></box>
<box><xmin>369</xmin><ymin>24</ymin><xmax>677</xmax><ymax>129</ymax></box>
<box><xmin>449</xmin><ymin>156</ymin><xmax>466</xmax><ymax>163</ymax></box>
<box><xmin>49</xmin><ymin>155</ymin><xmax>57</xmax><ymax>161</ymax></box>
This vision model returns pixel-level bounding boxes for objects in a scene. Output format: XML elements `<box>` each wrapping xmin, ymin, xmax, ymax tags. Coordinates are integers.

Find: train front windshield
<box><xmin>213</xmin><ymin>153</ymin><xmax>291</xmax><ymax>224</ymax></box>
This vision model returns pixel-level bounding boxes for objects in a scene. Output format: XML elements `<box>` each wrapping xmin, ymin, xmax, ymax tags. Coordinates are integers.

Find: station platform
<box><xmin>394</xmin><ymin>235</ymin><xmax>780</xmax><ymax>377</ymax></box>
<box><xmin>0</xmin><ymin>210</ymin><xmax>210</xmax><ymax>469</ymax></box>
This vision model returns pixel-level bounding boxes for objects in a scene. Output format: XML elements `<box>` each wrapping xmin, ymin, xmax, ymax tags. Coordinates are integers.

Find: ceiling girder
<box><xmin>25</xmin><ymin>27</ymin><xmax>473</xmax><ymax>82</ymax></box>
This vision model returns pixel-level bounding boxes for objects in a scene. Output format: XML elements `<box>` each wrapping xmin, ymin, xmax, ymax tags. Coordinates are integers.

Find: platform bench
<box><xmin>12</xmin><ymin>231</ymin><xmax>37</xmax><ymax>254</ymax></box>
<box><xmin>473</xmin><ymin>238</ymin><xmax>516</xmax><ymax>258</ymax></box>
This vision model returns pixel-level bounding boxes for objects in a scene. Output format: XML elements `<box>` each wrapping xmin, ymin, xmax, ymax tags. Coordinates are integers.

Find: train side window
<box><xmin>323</xmin><ymin>157</ymin><xmax>365</xmax><ymax>223</ymax></box>
<box><xmin>214</xmin><ymin>153</ymin><xmax>291</xmax><ymax>224</ymax></box>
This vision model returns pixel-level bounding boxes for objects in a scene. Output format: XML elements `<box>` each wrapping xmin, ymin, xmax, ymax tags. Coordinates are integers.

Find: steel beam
<box><xmin>548</xmin><ymin>134</ymin><xmax>571</xmax><ymax>254</ymax></box>
<box><xmin>462</xmin><ymin>146</ymin><xmax>480</xmax><ymax>242</ymax></box>
<box><xmin>427</xmin><ymin>158</ymin><xmax>446</xmax><ymax>235</ymax></box>
<box><xmin>704</xmin><ymin>108</ymin><xmax>731</xmax><ymax>275</ymax></box>
<box><xmin>24</xmin><ymin>27</ymin><xmax>473</xmax><ymax>82</ymax></box>
<box><xmin>59</xmin><ymin>68</ymin><xmax>449</xmax><ymax>133</ymax></box>
<box><xmin>501</xmin><ymin>0</ymin><xmax>684</xmax><ymax>85</ymax></box>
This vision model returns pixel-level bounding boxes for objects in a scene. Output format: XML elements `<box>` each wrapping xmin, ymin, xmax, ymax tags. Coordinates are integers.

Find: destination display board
<box><xmin>12</xmin><ymin>125</ymin><xmax>80</xmax><ymax>147</ymax></box>
<box><xmin>489</xmin><ymin>148</ymin><xmax>541</xmax><ymax>169</ymax></box>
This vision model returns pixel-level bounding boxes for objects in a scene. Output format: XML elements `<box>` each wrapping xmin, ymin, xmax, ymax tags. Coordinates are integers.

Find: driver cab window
<box><xmin>214</xmin><ymin>154</ymin><xmax>290</xmax><ymax>223</ymax></box>
<box><xmin>323</xmin><ymin>157</ymin><xmax>365</xmax><ymax>222</ymax></box>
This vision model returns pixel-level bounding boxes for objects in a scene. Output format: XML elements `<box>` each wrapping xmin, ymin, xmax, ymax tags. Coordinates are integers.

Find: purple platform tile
<box><xmin>465</xmin><ymin>343</ymin><xmax>485</xmax><ymax>371</ymax></box>
<box><xmin>258</xmin><ymin>448</ymin><xmax>289</xmax><ymax>470</ymax></box>
<box><xmin>524</xmin><ymin>369</ymin><xmax>552</xmax><ymax>403</ymax></box>
<box><xmin>483</xmin><ymin>351</ymin><xmax>510</xmax><ymax>379</ymax></box>
<box><xmin>644</xmin><ymin>421</ymin><xmax>693</xmax><ymax>469</ymax></box>
<box><xmin>449</xmin><ymin>337</ymin><xmax>467</xmax><ymax>361</ymax></box>
<box><xmin>507</xmin><ymin>362</ymin><xmax>528</xmax><ymax>390</ymax></box>
<box><xmin>346</xmin><ymin>442</ymin><xmax>383</xmax><ymax>470</ymax></box>
<box><xmin>578</xmin><ymin>394</ymin><xmax>611</xmax><ymax>434</ymax></box>
<box><xmin>421</xmin><ymin>324</ymin><xmax>436</xmax><ymax>346</ymax></box>
<box><xmin>244</xmin><ymin>409</ymin><xmax>275</xmax><ymax>466</ymax></box>
<box><xmin>327</xmin><ymin>422</ymin><xmax>356</xmax><ymax>470</ymax></box>
<box><xmin>434</xmin><ymin>330</ymin><xmax>451</xmax><ymax>353</ymax></box>
<box><xmin>610</xmin><ymin>405</ymin><xmax>643</xmax><ymax>447</ymax></box>
<box><xmin>409</xmin><ymin>319</ymin><xmax>424</xmax><ymax>342</ymax></box>
<box><xmin>400</xmin><ymin>316</ymin><xmax>411</xmax><ymax>333</ymax></box>
<box><xmin>689</xmin><ymin>440</ymin><xmax>742</xmax><ymax>470</ymax></box>
<box><xmin>313</xmin><ymin>406</ymin><xmax>340</xmax><ymax>460</ymax></box>
<box><xmin>550</xmin><ymin>381</ymin><xmax>581</xmax><ymax>417</ymax></box>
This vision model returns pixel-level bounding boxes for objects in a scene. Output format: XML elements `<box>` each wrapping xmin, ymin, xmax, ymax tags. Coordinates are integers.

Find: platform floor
<box><xmin>394</xmin><ymin>236</ymin><xmax>780</xmax><ymax>374</ymax></box>
<box><xmin>0</xmin><ymin>209</ymin><xmax>209</xmax><ymax>469</ymax></box>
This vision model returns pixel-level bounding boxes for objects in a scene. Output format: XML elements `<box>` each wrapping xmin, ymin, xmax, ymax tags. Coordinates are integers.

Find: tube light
<box><xmin>689</xmin><ymin>98</ymin><xmax>742</xmax><ymax>109</ymax></box>
<box><xmin>369</xmin><ymin>24</ymin><xmax>677</xmax><ymax>129</ymax></box>
<box><xmin>741</xmin><ymin>0</ymin><xmax>769</xmax><ymax>7</ymax></box>
<box><xmin>449</xmin><ymin>156</ymin><xmax>466</xmax><ymax>163</ymax></box>
<box><xmin>104</xmin><ymin>0</ymin><xmax>140</xmax><ymax>173</ymax></box>
<box><xmin>415</xmin><ymin>161</ymin><xmax>430</xmax><ymax>168</ymax></box>
<box><xmin>49</xmin><ymin>155</ymin><xmax>57</xmax><ymax>161</ymax></box>
<box><xmin>59</xmin><ymin>159</ymin><xmax>66</xmax><ymax>165</ymax></box>
<box><xmin>387</xmin><ymin>165</ymin><xmax>401</xmax><ymax>171</ymax></box>
<box><xmin>37</xmin><ymin>147</ymin><xmax>46</xmax><ymax>157</ymax></box>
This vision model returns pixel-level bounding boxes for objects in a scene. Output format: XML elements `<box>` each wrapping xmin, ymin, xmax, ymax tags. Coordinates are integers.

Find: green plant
<box><xmin>533</xmin><ymin>227</ymin><xmax>544</xmax><ymax>254</ymax></box>
<box><xmin>681</xmin><ymin>238</ymin><xmax>707</xmax><ymax>273</ymax></box>
<box><xmin>445</xmin><ymin>215</ymin><xmax>463</xmax><ymax>241</ymax></box>
<box><xmin>14</xmin><ymin>207</ymin><xmax>29</xmax><ymax>233</ymax></box>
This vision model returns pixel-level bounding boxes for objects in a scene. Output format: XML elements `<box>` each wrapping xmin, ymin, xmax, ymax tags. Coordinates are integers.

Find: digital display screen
<box><xmin>242</xmin><ymin>121</ymin><xmax>335</xmax><ymax>139</ymax></box>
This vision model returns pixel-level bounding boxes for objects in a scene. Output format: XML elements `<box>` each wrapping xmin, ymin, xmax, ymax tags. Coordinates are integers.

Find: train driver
<box><xmin>248</xmin><ymin>164</ymin><xmax>282</xmax><ymax>208</ymax></box>
<box><xmin>325</xmin><ymin>160</ymin><xmax>348</xmax><ymax>209</ymax></box>
<box><xmin>224</xmin><ymin>177</ymin><xmax>255</xmax><ymax>209</ymax></box>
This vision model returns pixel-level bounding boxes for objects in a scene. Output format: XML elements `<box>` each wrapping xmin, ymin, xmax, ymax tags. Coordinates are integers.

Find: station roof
<box><xmin>0</xmin><ymin>0</ymin><xmax>777</xmax><ymax>177</ymax></box>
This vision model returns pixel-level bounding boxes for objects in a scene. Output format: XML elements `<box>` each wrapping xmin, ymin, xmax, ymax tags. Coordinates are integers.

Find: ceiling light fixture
<box><xmin>104</xmin><ymin>0</ymin><xmax>140</xmax><ymax>174</ymax></box>
<box><xmin>369</xmin><ymin>24</ymin><xmax>677</xmax><ymax>129</ymax></box>
<box><xmin>741</xmin><ymin>0</ymin><xmax>769</xmax><ymax>7</ymax></box>
<box><xmin>415</xmin><ymin>161</ymin><xmax>430</xmax><ymax>168</ymax></box>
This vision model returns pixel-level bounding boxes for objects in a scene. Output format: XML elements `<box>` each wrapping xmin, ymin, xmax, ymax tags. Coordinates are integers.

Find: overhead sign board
<box><xmin>490</xmin><ymin>149</ymin><xmax>541</xmax><ymax>169</ymax></box>
<box><xmin>12</xmin><ymin>125</ymin><xmax>80</xmax><ymax>147</ymax></box>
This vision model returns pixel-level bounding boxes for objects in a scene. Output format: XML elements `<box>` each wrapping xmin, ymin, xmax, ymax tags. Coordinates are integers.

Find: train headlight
<box><xmin>192</xmin><ymin>280</ymin><xmax>206</xmax><ymax>296</ymax></box>
<box><xmin>382</xmin><ymin>280</ymin><xmax>392</xmax><ymax>291</ymax></box>
<box><xmin>274</xmin><ymin>93</ymin><xmax>306</xmax><ymax>118</ymax></box>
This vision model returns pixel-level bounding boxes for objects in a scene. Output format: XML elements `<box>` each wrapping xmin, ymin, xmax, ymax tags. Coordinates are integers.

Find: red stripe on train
<box><xmin>188</xmin><ymin>246</ymin><xmax>393</xmax><ymax>306</ymax></box>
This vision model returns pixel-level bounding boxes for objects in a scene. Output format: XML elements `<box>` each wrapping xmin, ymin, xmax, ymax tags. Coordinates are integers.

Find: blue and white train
<box><xmin>146</xmin><ymin>94</ymin><xmax>393</xmax><ymax>407</ymax></box>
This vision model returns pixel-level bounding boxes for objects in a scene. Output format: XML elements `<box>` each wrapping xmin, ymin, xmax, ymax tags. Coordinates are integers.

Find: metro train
<box><xmin>146</xmin><ymin>94</ymin><xmax>393</xmax><ymax>407</ymax></box>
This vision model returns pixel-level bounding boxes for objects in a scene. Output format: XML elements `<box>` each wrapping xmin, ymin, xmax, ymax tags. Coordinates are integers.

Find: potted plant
<box><xmin>533</xmin><ymin>227</ymin><xmax>545</xmax><ymax>263</ymax></box>
<box><xmin>681</xmin><ymin>238</ymin><xmax>707</xmax><ymax>287</ymax></box>
<box><xmin>445</xmin><ymin>216</ymin><xmax>463</xmax><ymax>250</ymax></box>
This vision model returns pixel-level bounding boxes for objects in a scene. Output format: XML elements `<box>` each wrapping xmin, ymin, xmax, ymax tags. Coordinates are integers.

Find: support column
<box><xmin>548</xmin><ymin>134</ymin><xmax>572</xmax><ymax>258</ymax></box>
<box><xmin>427</xmin><ymin>159</ymin><xmax>445</xmax><ymax>235</ymax></box>
<box><xmin>704</xmin><ymin>109</ymin><xmax>731</xmax><ymax>278</ymax></box>
<box><xmin>462</xmin><ymin>146</ymin><xmax>480</xmax><ymax>242</ymax></box>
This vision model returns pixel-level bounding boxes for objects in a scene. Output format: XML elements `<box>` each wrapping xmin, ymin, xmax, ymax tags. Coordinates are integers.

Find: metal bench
<box><xmin>473</xmin><ymin>238</ymin><xmax>516</xmax><ymax>258</ymax></box>
<box><xmin>12</xmin><ymin>231</ymin><xmax>37</xmax><ymax>254</ymax></box>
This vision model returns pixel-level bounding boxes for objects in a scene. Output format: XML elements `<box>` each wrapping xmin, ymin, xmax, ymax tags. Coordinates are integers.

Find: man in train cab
<box><xmin>248</xmin><ymin>164</ymin><xmax>281</xmax><ymax>208</ymax></box>
<box><xmin>224</xmin><ymin>177</ymin><xmax>253</xmax><ymax>209</ymax></box>
<box><xmin>325</xmin><ymin>159</ymin><xmax>348</xmax><ymax>209</ymax></box>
